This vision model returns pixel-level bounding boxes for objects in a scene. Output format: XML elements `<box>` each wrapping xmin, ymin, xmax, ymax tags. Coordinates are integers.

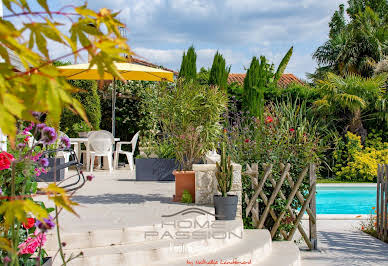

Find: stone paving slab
<box><xmin>298</xmin><ymin>220</ymin><xmax>388</xmax><ymax>266</ymax></box>
<box><xmin>38</xmin><ymin>169</ymin><xmax>213</xmax><ymax>233</ymax></box>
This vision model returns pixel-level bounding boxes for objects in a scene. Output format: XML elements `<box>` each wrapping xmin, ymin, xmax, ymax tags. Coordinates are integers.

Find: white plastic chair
<box><xmin>114</xmin><ymin>131</ymin><xmax>139</xmax><ymax>170</ymax></box>
<box><xmin>88</xmin><ymin>130</ymin><xmax>114</xmax><ymax>173</ymax></box>
<box><xmin>80</xmin><ymin>131</ymin><xmax>96</xmax><ymax>171</ymax></box>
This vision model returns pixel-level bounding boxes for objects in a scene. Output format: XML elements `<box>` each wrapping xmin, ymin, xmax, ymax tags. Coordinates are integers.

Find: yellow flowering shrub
<box><xmin>335</xmin><ymin>132</ymin><xmax>388</xmax><ymax>181</ymax></box>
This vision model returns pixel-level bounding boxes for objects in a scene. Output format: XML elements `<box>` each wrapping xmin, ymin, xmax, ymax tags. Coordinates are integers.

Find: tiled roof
<box><xmin>228</xmin><ymin>73</ymin><xmax>303</xmax><ymax>88</ymax></box>
<box><xmin>130</xmin><ymin>56</ymin><xmax>178</xmax><ymax>75</ymax></box>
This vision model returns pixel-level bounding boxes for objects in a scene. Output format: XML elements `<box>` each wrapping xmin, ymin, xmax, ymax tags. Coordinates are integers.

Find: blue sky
<box><xmin>6</xmin><ymin>0</ymin><xmax>345</xmax><ymax>79</ymax></box>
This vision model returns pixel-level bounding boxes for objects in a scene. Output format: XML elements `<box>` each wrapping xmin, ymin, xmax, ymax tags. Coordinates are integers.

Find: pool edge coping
<box><xmin>317</xmin><ymin>183</ymin><xmax>376</xmax><ymax>187</ymax></box>
<box><xmin>302</xmin><ymin>214</ymin><xmax>371</xmax><ymax>220</ymax></box>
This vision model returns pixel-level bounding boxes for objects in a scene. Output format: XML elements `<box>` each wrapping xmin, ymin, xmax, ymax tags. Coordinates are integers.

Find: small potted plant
<box><xmin>214</xmin><ymin>136</ymin><xmax>237</xmax><ymax>220</ymax></box>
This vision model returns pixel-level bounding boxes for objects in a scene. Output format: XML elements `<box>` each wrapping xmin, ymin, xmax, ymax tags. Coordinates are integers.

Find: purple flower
<box><xmin>0</xmin><ymin>188</ymin><xmax>2</xmax><ymax>195</ymax></box>
<box><xmin>60</xmin><ymin>136</ymin><xmax>71</xmax><ymax>149</ymax></box>
<box><xmin>39</xmin><ymin>158</ymin><xmax>49</xmax><ymax>167</ymax></box>
<box><xmin>32</xmin><ymin>112</ymin><xmax>42</xmax><ymax>120</ymax></box>
<box><xmin>17</xmin><ymin>143</ymin><xmax>26</xmax><ymax>149</ymax></box>
<box><xmin>41</xmin><ymin>127</ymin><xmax>57</xmax><ymax>145</ymax></box>
<box><xmin>36</xmin><ymin>216</ymin><xmax>55</xmax><ymax>231</ymax></box>
<box><xmin>37</xmin><ymin>123</ymin><xmax>46</xmax><ymax>130</ymax></box>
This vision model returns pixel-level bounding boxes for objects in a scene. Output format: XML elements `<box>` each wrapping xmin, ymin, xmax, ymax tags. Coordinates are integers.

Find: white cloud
<box><xmin>48</xmin><ymin>0</ymin><xmax>345</xmax><ymax>78</ymax></box>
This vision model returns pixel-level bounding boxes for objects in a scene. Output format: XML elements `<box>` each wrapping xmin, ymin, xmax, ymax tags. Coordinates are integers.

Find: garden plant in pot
<box><xmin>157</xmin><ymin>79</ymin><xmax>227</xmax><ymax>202</ymax></box>
<box><xmin>214</xmin><ymin>136</ymin><xmax>238</xmax><ymax>220</ymax></box>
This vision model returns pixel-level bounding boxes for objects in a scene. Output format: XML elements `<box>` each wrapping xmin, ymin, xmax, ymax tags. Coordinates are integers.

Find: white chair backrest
<box><xmin>88</xmin><ymin>130</ymin><xmax>114</xmax><ymax>153</ymax></box>
<box><xmin>27</xmin><ymin>133</ymin><xmax>35</xmax><ymax>148</ymax></box>
<box><xmin>131</xmin><ymin>131</ymin><xmax>140</xmax><ymax>152</ymax></box>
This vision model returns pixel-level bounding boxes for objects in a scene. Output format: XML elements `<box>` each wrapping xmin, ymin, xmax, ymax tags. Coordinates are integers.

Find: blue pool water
<box><xmin>316</xmin><ymin>186</ymin><xmax>376</xmax><ymax>214</ymax></box>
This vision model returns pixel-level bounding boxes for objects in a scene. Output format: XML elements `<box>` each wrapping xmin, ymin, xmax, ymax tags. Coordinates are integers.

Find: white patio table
<box><xmin>70</xmin><ymin>137</ymin><xmax>120</xmax><ymax>171</ymax></box>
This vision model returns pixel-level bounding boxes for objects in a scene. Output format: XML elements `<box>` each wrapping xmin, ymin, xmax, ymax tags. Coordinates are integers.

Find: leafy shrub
<box><xmin>224</xmin><ymin>98</ymin><xmax>327</xmax><ymax>235</ymax></box>
<box><xmin>334</xmin><ymin>132</ymin><xmax>388</xmax><ymax>181</ymax></box>
<box><xmin>60</xmin><ymin>80</ymin><xmax>101</xmax><ymax>137</ymax></box>
<box><xmin>158</xmin><ymin>79</ymin><xmax>227</xmax><ymax>170</ymax></box>
<box><xmin>100</xmin><ymin>81</ymin><xmax>157</xmax><ymax>144</ymax></box>
<box><xmin>181</xmin><ymin>189</ymin><xmax>193</xmax><ymax>204</ymax></box>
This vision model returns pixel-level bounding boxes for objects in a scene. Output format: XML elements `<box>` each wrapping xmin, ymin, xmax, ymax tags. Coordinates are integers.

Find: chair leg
<box><xmin>86</xmin><ymin>152</ymin><xmax>91</xmax><ymax>172</ymax></box>
<box><xmin>64</xmin><ymin>153</ymin><xmax>70</xmax><ymax>175</ymax></box>
<box><xmin>113</xmin><ymin>151</ymin><xmax>118</xmax><ymax>169</ymax></box>
<box><xmin>90</xmin><ymin>154</ymin><xmax>95</xmax><ymax>173</ymax></box>
<box><xmin>126</xmin><ymin>153</ymin><xmax>134</xmax><ymax>170</ymax></box>
<box><xmin>107</xmin><ymin>154</ymin><xmax>113</xmax><ymax>173</ymax></box>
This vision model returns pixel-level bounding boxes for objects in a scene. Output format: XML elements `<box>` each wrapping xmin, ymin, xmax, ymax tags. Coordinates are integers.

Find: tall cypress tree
<box><xmin>179</xmin><ymin>45</ymin><xmax>197</xmax><ymax>80</ymax></box>
<box><xmin>243</xmin><ymin>47</ymin><xmax>293</xmax><ymax>119</ymax></box>
<box><xmin>243</xmin><ymin>56</ymin><xmax>274</xmax><ymax>119</ymax></box>
<box><xmin>208</xmin><ymin>51</ymin><xmax>230</xmax><ymax>90</ymax></box>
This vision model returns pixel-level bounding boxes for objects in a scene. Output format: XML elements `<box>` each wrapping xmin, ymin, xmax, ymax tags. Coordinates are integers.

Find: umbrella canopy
<box><xmin>58</xmin><ymin>62</ymin><xmax>174</xmax><ymax>137</ymax></box>
<box><xmin>58</xmin><ymin>62</ymin><xmax>174</xmax><ymax>82</ymax></box>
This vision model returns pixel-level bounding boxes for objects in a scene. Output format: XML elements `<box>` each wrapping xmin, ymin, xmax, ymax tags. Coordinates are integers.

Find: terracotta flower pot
<box><xmin>173</xmin><ymin>170</ymin><xmax>195</xmax><ymax>202</ymax></box>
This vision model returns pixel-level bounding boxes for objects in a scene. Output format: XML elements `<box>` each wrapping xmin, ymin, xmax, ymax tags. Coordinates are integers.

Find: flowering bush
<box><xmin>334</xmin><ymin>132</ymin><xmax>388</xmax><ymax>181</ymax></box>
<box><xmin>0</xmin><ymin>121</ymin><xmax>80</xmax><ymax>265</ymax></box>
<box><xmin>224</xmin><ymin>98</ymin><xmax>327</xmax><ymax>237</ymax></box>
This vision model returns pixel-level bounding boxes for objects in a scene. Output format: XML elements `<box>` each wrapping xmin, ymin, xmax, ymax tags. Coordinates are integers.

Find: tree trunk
<box><xmin>347</xmin><ymin>109</ymin><xmax>367</xmax><ymax>143</ymax></box>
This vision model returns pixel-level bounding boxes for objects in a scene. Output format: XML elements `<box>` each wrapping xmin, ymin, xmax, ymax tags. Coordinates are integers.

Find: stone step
<box><xmin>255</xmin><ymin>241</ymin><xmax>301</xmax><ymax>266</ymax></box>
<box><xmin>46</xmin><ymin>211</ymin><xmax>219</xmax><ymax>250</ymax></box>
<box><xmin>150</xmin><ymin>229</ymin><xmax>272</xmax><ymax>266</ymax></box>
<box><xmin>50</xmin><ymin>221</ymin><xmax>249</xmax><ymax>266</ymax></box>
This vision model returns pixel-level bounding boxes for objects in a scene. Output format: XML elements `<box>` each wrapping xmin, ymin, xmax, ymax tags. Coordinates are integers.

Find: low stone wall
<box><xmin>193</xmin><ymin>163</ymin><xmax>242</xmax><ymax>218</ymax></box>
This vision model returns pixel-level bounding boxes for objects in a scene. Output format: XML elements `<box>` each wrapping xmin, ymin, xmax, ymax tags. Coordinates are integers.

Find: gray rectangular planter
<box><xmin>37</xmin><ymin>158</ymin><xmax>65</xmax><ymax>182</ymax></box>
<box><xmin>135</xmin><ymin>158</ymin><xmax>177</xmax><ymax>181</ymax></box>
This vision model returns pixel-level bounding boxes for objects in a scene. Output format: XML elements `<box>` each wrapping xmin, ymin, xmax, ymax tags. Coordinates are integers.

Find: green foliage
<box><xmin>179</xmin><ymin>46</ymin><xmax>197</xmax><ymax>80</ymax></box>
<box><xmin>243</xmin><ymin>56</ymin><xmax>274</xmax><ymax>118</ymax></box>
<box><xmin>208</xmin><ymin>51</ymin><xmax>231</xmax><ymax>90</ymax></box>
<box><xmin>215</xmin><ymin>134</ymin><xmax>233</xmax><ymax>197</ymax></box>
<box><xmin>314</xmin><ymin>72</ymin><xmax>388</xmax><ymax>138</ymax></box>
<box><xmin>224</xmin><ymin>98</ymin><xmax>328</xmax><ymax>231</ymax></box>
<box><xmin>274</xmin><ymin>46</ymin><xmax>293</xmax><ymax>83</ymax></box>
<box><xmin>0</xmin><ymin>1</ymin><xmax>131</xmax><ymax>142</ymax></box>
<box><xmin>313</xmin><ymin>0</ymin><xmax>388</xmax><ymax>78</ymax></box>
<box><xmin>334</xmin><ymin>131</ymin><xmax>388</xmax><ymax>181</ymax></box>
<box><xmin>181</xmin><ymin>190</ymin><xmax>193</xmax><ymax>204</ymax></box>
<box><xmin>157</xmin><ymin>79</ymin><xmax>227</xmax><ymax>170</ymax></box>
<box><xmin>243</xmin><ymin>47</ymin><xmax>293</xmax><ymax>119</ymax></box>
<box><xmin>60</xmin><ymin>80</ymin><xmax>101</xmax><ymax>137</ymax></box>
<box><xmin>197</xmin><ymin>67</ymin><xmax>210</xmax><ymax>85</ymax></box>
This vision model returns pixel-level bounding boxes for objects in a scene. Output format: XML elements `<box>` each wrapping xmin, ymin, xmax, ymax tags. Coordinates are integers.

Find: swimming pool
<box><xmin>316</xmin><ymin>185</ymin><xmax>376</xmax><ymax>214</ymax></box>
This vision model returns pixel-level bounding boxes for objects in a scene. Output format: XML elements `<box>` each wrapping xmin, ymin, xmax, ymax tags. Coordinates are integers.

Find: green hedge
<box><xmin>60</xmin><ymin>80</ymin><xmax>101</xmax><ymax>137</ymax></box>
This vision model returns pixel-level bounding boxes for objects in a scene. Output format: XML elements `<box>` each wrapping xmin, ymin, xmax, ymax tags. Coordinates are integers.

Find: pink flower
<box><xmin>244</xmin><ymin>139</ymin><xmax>250</xmax><ymax>143</ymax></box>
<box><xmin>31</xmin><ymin>153</ymin><xmax>42</xmax><ymax>162</ymax></box>
<box><xmin>18</xmin><ymin>231</ymin><xmax>46</xmax><ymax>255</ymax></box>
<box><xmin>34</xmin><ymin>168</ymin><xmax>41</xmax><ymax>177</ymax></box>
<box><xmin>290</xmin><ymin>128</ymin><xmax>295</xmax><ymax>132</ymax></box>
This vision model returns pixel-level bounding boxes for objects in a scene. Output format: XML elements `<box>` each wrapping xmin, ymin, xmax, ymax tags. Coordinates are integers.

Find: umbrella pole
<box><xmin>112</xmin><ymin>78</ymin><xmax>116</xmax><ymax>137</ymax></box>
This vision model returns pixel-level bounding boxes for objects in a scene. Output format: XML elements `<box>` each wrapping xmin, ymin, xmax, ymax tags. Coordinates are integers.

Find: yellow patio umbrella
<box><xmin>58</xmin><ymin>62</ymin><xmax>174</xmax><ymax>137</ymax></box>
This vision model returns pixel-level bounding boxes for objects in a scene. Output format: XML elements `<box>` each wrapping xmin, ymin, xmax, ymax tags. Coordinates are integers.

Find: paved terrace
<box><xmin>40</xmin><ymin>169</ymin><xmax>388</xmax><ymax>265</ymax></box>
<box><xmin>39</xmin><ymin>169</ymin><xmax>213</xmax><ymax>233</ymax></box>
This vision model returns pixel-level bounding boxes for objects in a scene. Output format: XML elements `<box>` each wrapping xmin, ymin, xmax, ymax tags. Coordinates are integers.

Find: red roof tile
<box><xmin>130</xmin><ymin>56</ymin><xmax>178</xmax><ymax>75</ymax></box>
<box><xmin>228</xmin><ymin>73</ymin><xmax>303</xmax><ymax>88</ymax></box>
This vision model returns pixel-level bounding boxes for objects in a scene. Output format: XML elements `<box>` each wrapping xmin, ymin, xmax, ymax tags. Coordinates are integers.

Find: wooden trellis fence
<box><xmin>243</xmin><ymin>163</ymin><xmax>317</xmax><ymax>250</ymax></box>
<box><xmin>377</xmin><ymin>164</ymin><xmax>388</xmax><ymax>242</ymax></box>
